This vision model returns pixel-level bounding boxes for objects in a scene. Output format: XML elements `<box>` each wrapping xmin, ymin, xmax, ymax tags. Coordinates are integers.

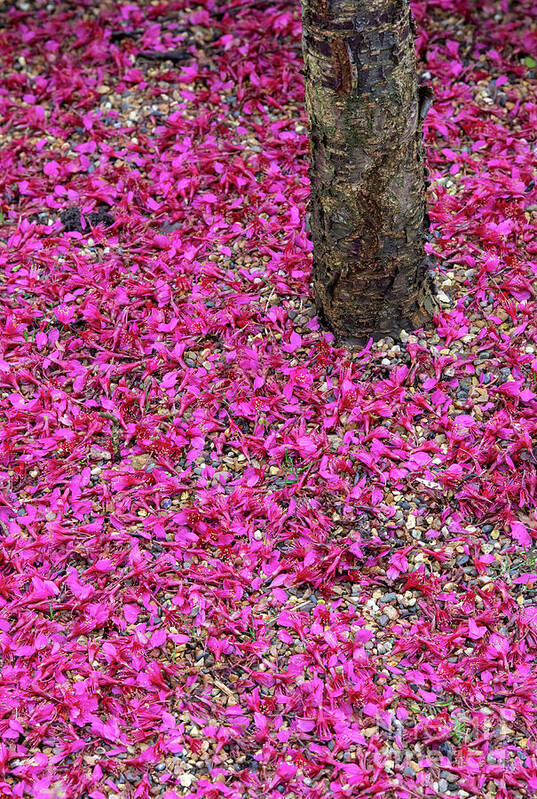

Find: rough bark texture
<box><xmin>301</xmin><ymin>0</ymin><xmax>436</xmax><ymax>342</ymax></box>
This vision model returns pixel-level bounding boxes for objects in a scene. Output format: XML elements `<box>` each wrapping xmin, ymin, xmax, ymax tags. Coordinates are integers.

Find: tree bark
<box><xmin>300</xmin><ymin>0</ymin><xmax>436</xmax><ymax>343</ymax></box>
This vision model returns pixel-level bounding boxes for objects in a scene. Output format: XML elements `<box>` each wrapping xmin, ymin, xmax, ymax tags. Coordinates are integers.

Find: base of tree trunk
<box><xmin>315</xmin><ymin>253</ymin><xmax>439</xmax><ymax>345</ymax></box>
<box><xmin>301</xmin><ymin>0</ymin><xmax>437</xmax><ymax>343</ymax></box>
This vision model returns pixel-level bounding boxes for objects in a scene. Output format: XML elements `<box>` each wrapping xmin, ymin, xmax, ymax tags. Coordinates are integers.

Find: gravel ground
<box><xmin>0</xmin><ymin>0</ymin><xmax>536</xmax><ymax>797</ymax></box>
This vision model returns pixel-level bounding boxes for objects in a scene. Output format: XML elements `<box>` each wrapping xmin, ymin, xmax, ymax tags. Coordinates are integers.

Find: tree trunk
<box><xmin>301</xmin><ymin>0</ymin><xmax>436</xmax><ymax>343</ymax></box>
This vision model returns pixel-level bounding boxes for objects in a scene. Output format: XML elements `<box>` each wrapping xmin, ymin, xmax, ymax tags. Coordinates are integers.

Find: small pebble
<box><xmin>439</xmin><ymin>741</ymin><xmax>454</xmax><ymax>760</ymax></box>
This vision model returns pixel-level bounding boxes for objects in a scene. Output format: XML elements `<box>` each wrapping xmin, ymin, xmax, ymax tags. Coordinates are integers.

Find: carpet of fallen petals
<box><xmin>1</xmin><ymin>0</ymin><xmax>537</xmax><ymax>797</ymax></box>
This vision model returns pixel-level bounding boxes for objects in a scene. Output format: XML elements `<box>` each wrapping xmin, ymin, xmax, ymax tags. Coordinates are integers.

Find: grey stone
<box><xmin>439</xmin><ymin>741</ymin><xmax>454</xmax><ymax>759</ymax></box>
